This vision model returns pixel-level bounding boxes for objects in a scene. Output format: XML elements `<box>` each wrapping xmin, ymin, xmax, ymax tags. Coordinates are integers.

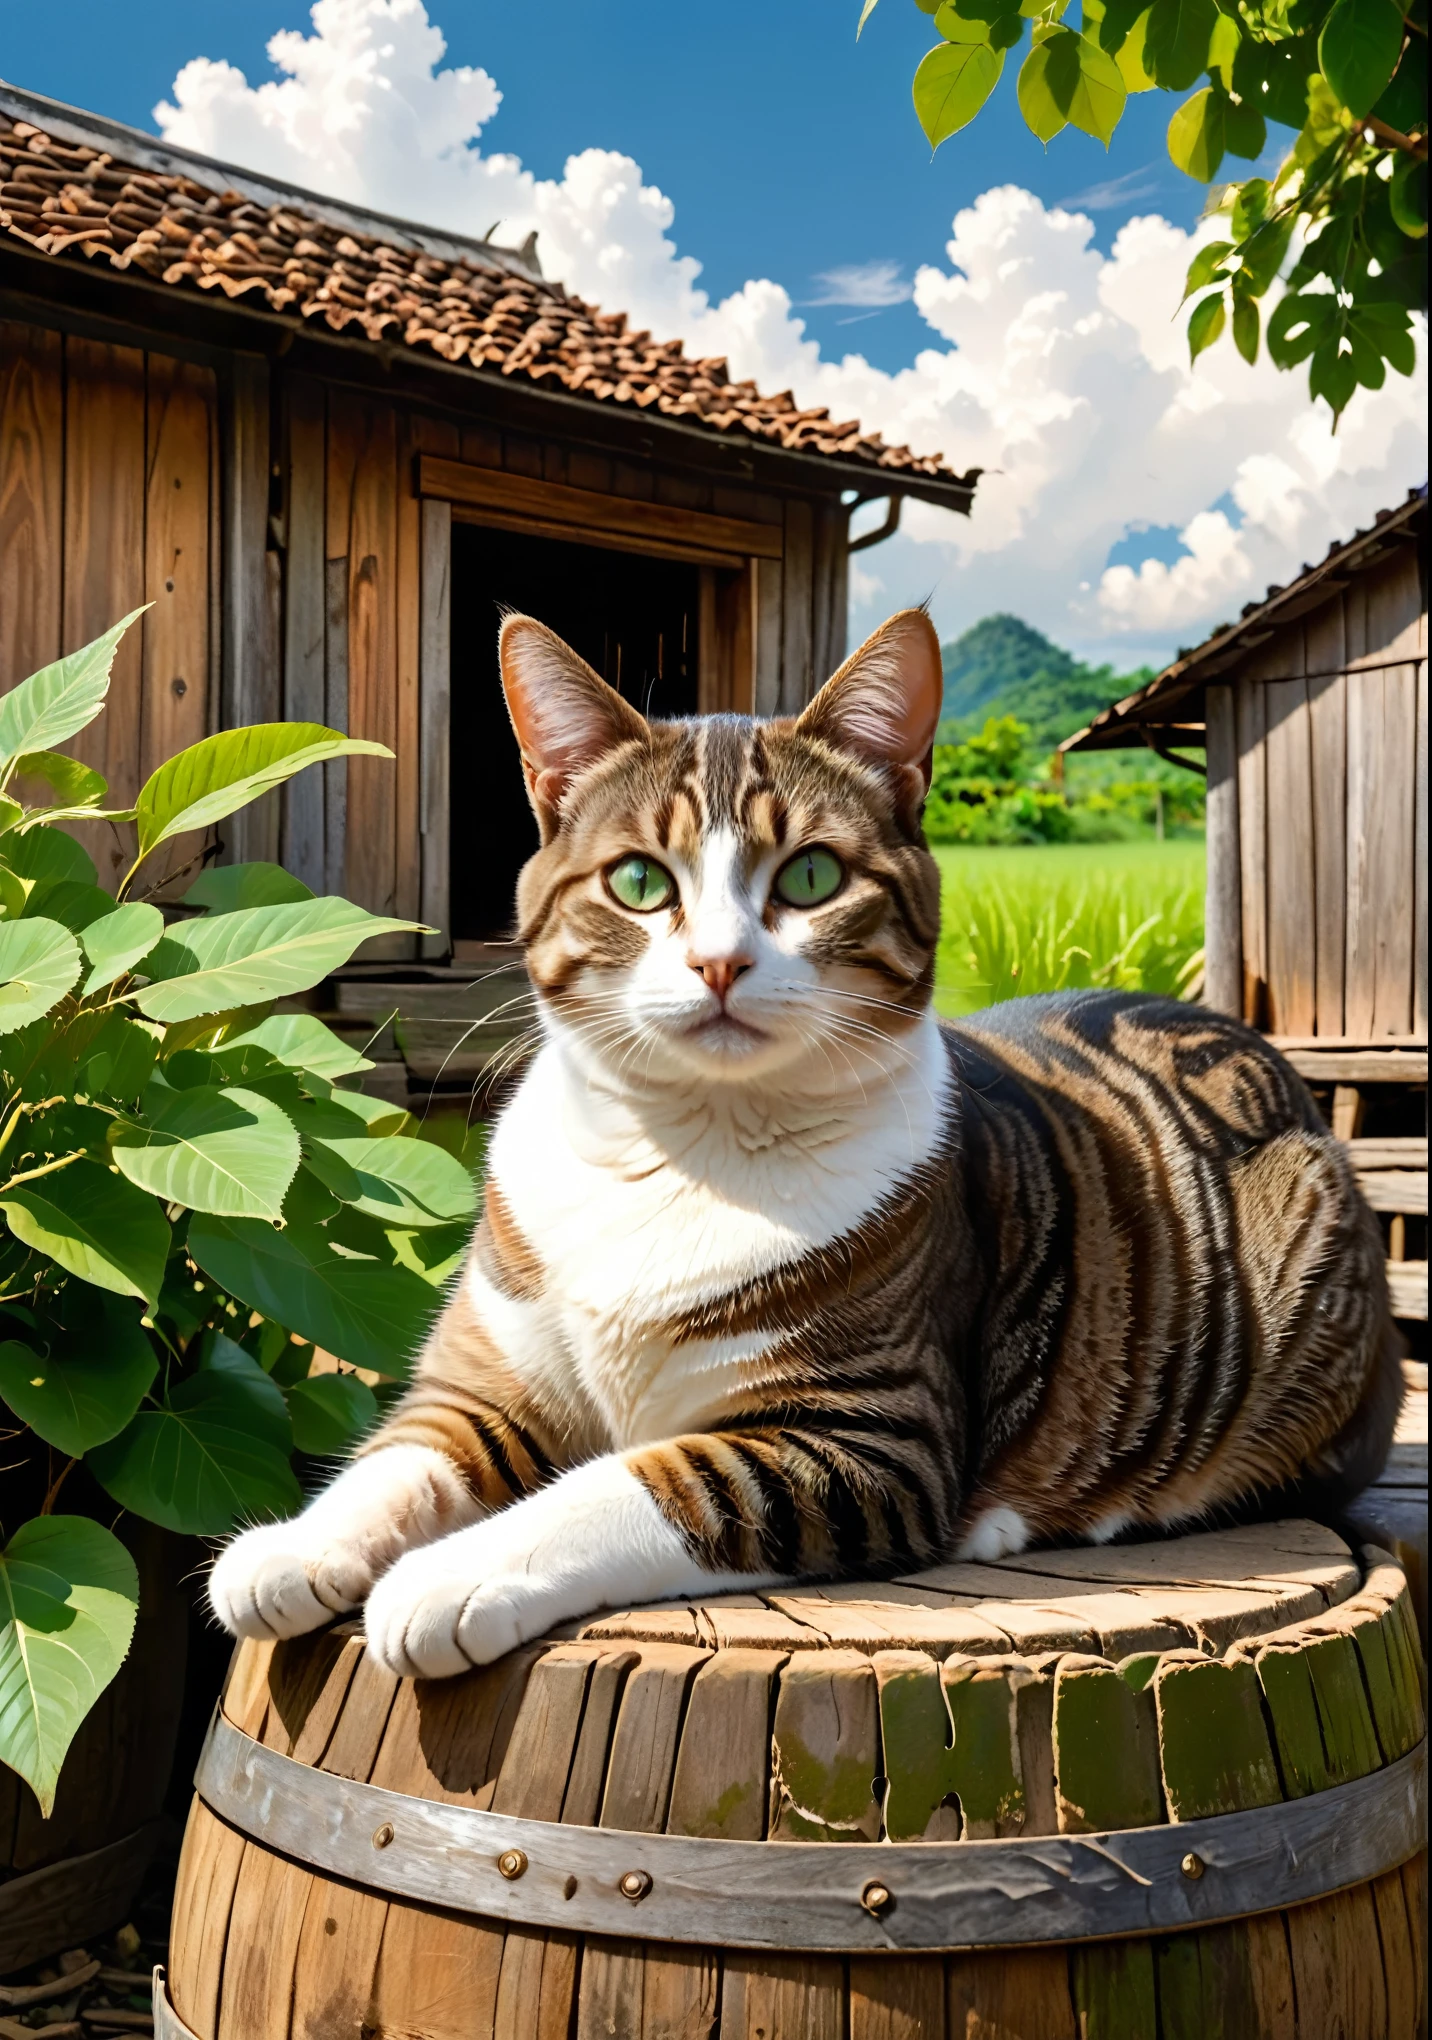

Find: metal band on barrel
<box><xmin>152</xmin><ymin>1969</ymin><xmax>201</xmax><ymax>2040</ymax></box>
<box><xmin>195</xmin><ymin>1710</ymin><xmax>1426</xmax><ymax>1955</ymax></box>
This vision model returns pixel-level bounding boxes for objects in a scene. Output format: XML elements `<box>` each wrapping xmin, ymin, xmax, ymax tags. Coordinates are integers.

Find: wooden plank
<box><xmin>1203</xmin><ymin>682</ymin><xmax>1242</xmax><ymax>1016</ymax></box>
<box><xmin>62</xmin><ymin>335</ymin><xmax>145</xmax><ymax>851</ymax></box>
<box><xmin>0</xmin><ymin>320</ymin><xmax>63</xmax><ymax>693</ymax></box>
<box><xmin>1358</xmin><ymin>1172</ymin><xmax>1427</xmax><ymax>1215</ymax></box>
<box><xmin>582</xmin><ymin>1642</ymin><xmax>712</xmax><ymax>2040</ymax></box>
<box><xmin>340</xmin><ymin>394</ymin><xmax>402</xmax><ymax>928</ymax></box>
<box><xmin>849</xmin><ymin>1955</ymin><xmax>946</xmax><ymax>2039</ymax></box>
<box><xmin>280</xmin><ymin>373</ymin><xmax>327</xmax><ymax>893</ymax></box>
<box><xmin>418</xmin><ymin>453</ymin><xmax>782</xmax><ymax>560</ymax></box>
<box><xmin>722</xmin><ymin>1955</ymin><xmax>845</xmax><ymax>2039</ymax></box>
<box><xmin>394</xmin><ymin>410</ymin><xmax>429</xmax><ymax>931</ymax></box>
<box><xmin>141</xmin><ymin>354</ymin><xmax>213</xmax><ymax>893</ymax></box>
<box><xmin>1415</xmin><ymin>649</ymin><xmax>1428</xmax><ymax>1041</ymax></box>
<box><xmin>779</xmin><ymin>497</ymin><xmax>815</xmax><ymax>713</ymax></box>
<box><xmin>1265</xmin><ymin>650</ymin><xmax>1317</xmax><ymax>1036</ymax></box>
<box><xmin>1305</xmin><ymin>598</ymin><xmax>1348</xmax><ymax>1036</ymax></box>
<box><xmin>946</xmin><ymin>1951</ymin><xmax>1075</xmax><ymax>2038</ymax></box>
<box><xmin>697</xmin><ymin>565</ymin><xmax>719</xmax><ymax>715</ymax></box>
<box><xmin>754</xmin><ymin>545</ymin><xmax>784</xmax><ymax>719</ymax></box>
<box><xmin>1283</xmin><ymin>1047</ymin><xmax>1427</xmax><ymax>1082</ymax></box>
<box><xmin>874</xmin><ymin>1652</ymin><xmax>962</xmax><ymax>1842</ymax></box>
<box><xmin>810</xmin><ymin>496</ymin><xmax>849</xmax><ymax>690</ymax></box>
<box><xmin>450</xmin><ymin>499</ymin><xmax>740</xmax><ymax>570</ymax></box>
<box><xmin>1236</xmin><ymin>674</ymin><xmax>1269</xmax><ymax>1027</ymax></box>
<box><xmin>769</xmin><ymin>1649</ymin><xmax>881</xmax><ymax>1842</ymax></box>
<box><xmin>420</xmin><ymin>482</ymin><xmax>454</xmax><ymax>960</ymax></box>
<box><xmin>168</xmin><ymin>1803</ymin><xmax>247</xmax><ymax>2038</ymax></box>
<box><xmin>1285</xmin><ymin>1886</ymin><xmax>1390</xmax><ymax>2040</ymax></box>
<box><xmin>1386</xmin><ymin>1261</ymin><xmax>1427</xmax><ymax>1320</ymax></box>
<box><xmin>221</xmin><ymin>352</ymin><xmax>275</xmax><ymax>862</ymax></box>
<box><xmin>324</xmin><ymin>388</ymin><xmax>353</xmax><ymax>900</ymax></box>
<box><xmin>1052</xmin><ymin>1655</ymin><xmax>1162</xmax><ymax>1832</ymax></box>
<box><xmin>667</xmin><ymin>1649</ymin><xmax>784</xmax><ymax>1840</ymax></box>
<box><xmin>1348</xmin><ymin>1137</ymin><xmax>1427</xmax><ymax>1168</ymax></box>
<box><xmin>1156</xmin><ymin>1916</ymin><xmax>1296</xmax><ymax>2040</ymax></box>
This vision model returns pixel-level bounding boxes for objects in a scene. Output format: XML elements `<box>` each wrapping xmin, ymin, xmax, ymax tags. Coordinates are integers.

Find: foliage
<box><xmin>0</xmin><ymin>615</ymin><xmax>478</xmax><ymax>1811</ymax></box>
<box><xmin>931</xmin><ymin>840</ymin><xmax>1206</xmax><ymax>1012</ymax></box>
<box><xmin>862</xmin><ymin>0</ymin><xmax>1427</xmax><ymax>423</ymax></box>
<box><xmin>924</xmin><ymin>714</ymin><xmax>1206</xmax><ymax>841</ymax></box>
<box><xmin>936</xmin><ymin>613</ymin><xmax>1157</xmax><ymax>752</ymax></box>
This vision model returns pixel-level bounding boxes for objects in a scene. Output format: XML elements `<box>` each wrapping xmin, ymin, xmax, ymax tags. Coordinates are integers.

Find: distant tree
<box><xmin>859</xmin><ymin>0</ymin><xmax>1426</xmax><ymax>424</ymax></box>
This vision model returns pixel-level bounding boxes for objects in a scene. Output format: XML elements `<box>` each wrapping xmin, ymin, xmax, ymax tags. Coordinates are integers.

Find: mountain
<box><xmin>938</xmin><ymin>614</ymin><xmax>1154</xmax><ymax>754</ymax></box>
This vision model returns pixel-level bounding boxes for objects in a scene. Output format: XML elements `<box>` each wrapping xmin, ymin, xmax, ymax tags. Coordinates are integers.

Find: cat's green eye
<box><xmin>607</xmin><ymin>854</ymin><xmax>675</xmax><ymax>913</ymax></box>
<box><xmin>774</xmin><ymin>847</ymin><xmax>844</xmax><ymax>908</ymax></box>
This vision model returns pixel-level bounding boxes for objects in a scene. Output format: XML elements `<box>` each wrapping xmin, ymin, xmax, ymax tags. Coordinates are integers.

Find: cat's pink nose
<box><xmin>691</xmin><ymin>956</ymin><xmax>752</xmax><ymax>1001</ymax></box>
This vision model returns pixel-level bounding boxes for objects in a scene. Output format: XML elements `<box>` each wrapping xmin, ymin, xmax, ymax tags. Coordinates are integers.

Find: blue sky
<box><xmin>4</xmin><ymin>0</ymin><xmax>1197</xmax><ymax>375</ymax></box>
<box><xmin>3</xmin><ymin>2</ymin><xmax>1422</xmax><ymax>665</ymax></box>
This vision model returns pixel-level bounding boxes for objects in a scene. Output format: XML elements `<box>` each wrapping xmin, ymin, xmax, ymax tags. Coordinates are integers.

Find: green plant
<box><xmin>860</xmin><ymin>0</ymin><xmax>1426</xmax><ymax>424</ymax></box>
<box><xmin>931</xmin><ymin>841</ymin><xmax>1206</xmax><ymax>1010</ymax></box>
<box><xmin>0</xmin><ymin>615</ymin><xmax>478</xmax><ymax>1815</ymax></box>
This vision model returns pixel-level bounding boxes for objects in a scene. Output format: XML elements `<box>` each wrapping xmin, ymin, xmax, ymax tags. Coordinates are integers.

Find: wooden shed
<box><xmin>1063</xmin><ymin>490</ymin><xmax>1428</xmax><ymax>1335</ymax></box>
<box><xmin>0</xmin><ymin>82</ymin><xmax>978</xmax><ymax>978</ymax></box>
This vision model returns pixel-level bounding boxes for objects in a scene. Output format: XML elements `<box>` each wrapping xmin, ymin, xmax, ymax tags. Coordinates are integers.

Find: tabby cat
<box><xmin>211</xmin><ymin>609</ymin><xmax>1401</xmax><ymax>1677</ymax></box>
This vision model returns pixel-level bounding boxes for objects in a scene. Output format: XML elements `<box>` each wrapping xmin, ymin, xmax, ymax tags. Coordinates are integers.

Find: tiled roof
<box><xmin>1061</xmin><ymin>489</ymin><xmax>1427</xmax><ymax>753</ymax></box>
<box><xmin>0</xmin><ymin>94</ymin><xmax>976</xmax><ymax>494</ymax></box>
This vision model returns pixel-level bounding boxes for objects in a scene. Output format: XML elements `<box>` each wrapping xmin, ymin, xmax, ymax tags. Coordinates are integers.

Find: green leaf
<box><xmin>1018</xmin><ymin>36</ymin><xmax>1070</xmax><ymax>135</ymax></box>
<box><xmin>80</xmin><ymin>903</ymin><xmax>165</xmax><ymax>995</ymax></box>
<box><xmin>1308</xmin><ymin>335</ymin><xmax>1360</xmax><ymax>417</ymax></box>
<box><xmin>1183</xmin><ymin>238</ymin><xmax>1234</xmax><ymax>298</ymax></box>
<box><xmin>0</xmin><ymin>795</ymin><xmax>21</xmax><ymax>838</ymax></box>
<box><xmin>0</xmin><ymin>917</ymin><xmax>82</xmax><ymax>1035</ymax></box>
<box><xmin>134</xmin><ymin>724</ymin><xmax>393</xmax><ymax>862</ymax></box>
<box><xmin>1373</xmin><ymin>30</ymin><xmax>1425</xmax><ymax>134</ymax></box>
<box><xmin>1144</xmin><ymin>0</ymin><xmax>1218</xmax><ymax>88</ymax></box>
<box><xmin>1231</xmin><ymin>178</ymin><xmax>1271</xmax><ymax>237</ymax></box>
<box><xmin>23</xmin><ymin>881</ymin><xmax>115</xmax><ymax>935</ymax></box>
<box><xmin>112</xmin><ymin>1083</ymin><xmax>300</xmax><ymax>1221</ymax></box>
<box><xmin>0</xmin><ymin>1300</ymin><xmax>156</xmax><ymax>1456</ymax></box>
<box><xmin>0</xmin><ymin>1160</ymin><xmax>171</xmax><ymax>1307</ymax></box>
<box><xmin>934</xmin><ymin>0</ymin><xmax>993</xmax><ymax>35</ymax></box>
<box><xmin>184</xmin><ymin>863</ymin><xmax>317</xmax><ymax>914</ymax></box>
<box><xmin>11</xmin><ymin>753</ymin><xmax>108</xmax><ymax>810</ymax></box>
<box><xmin>1224</xmin><ymin>96</ymin><xmax>1267</xmax><ymax>157</ymax></box>
<box><xmin>1319</xmin><ymin>0</ymin><xmax>1405</xmax><ymax>114</ymax></box>
<box><xmin>188</xmin><ymin>1212</ymin><xmax>439</xmax><ymax>1376</ymax></box>
<box><xmin>1232</xmin><ymin>289</ymin><xmax>1261</xmax><ymax>361</ymax></box>
<box><xmin>286</xmin><ymin>1372</ymin><xmax>378</xmax><ymax>1456</ymax></box>
<box><xmin>297</xmin><ymin>1127</ymin><xmax>478</xmax><ymax>1229</ymax></box>
<box><xmin>0</xmin><ymin>612</ymin><xmax>147</xmax><ymax>782</ymax></box>
<box><xmin>915</xmin><ymin>38</ymin><xmax>1005</xmax><ymax>142</ymax></box>
<box><xmin>1113</xmin><ymin>7</ymin><xmax>1157</xmax><ymax>86</ymax></box>
<box><xmin>1390</xmin><ymin>152</ymin><xmax>1427</xmax><ymax>237</ymax></box>
<box><xmin>88</xmin><ymin>1338</ymin><xmax>299</xmax><ymax>1536</ymax></box>
<box><xmin>136</xmin><ymin>899</ymin><xmax>427</xmax><ymax>1025</ymax></box>
<box><xmin>1050</xmin><ymin>28</ymin><xmax>1127</xmax><ymax>138</ymax></box>
<box><xmin>3</xmin><ymin>825</ymin><xmax>98</xmax><ymax>903</ymax></box>
<box><xmin>80</xmin><ymin>1015</ymin><xmax>160</xmax><ymax>1107</ymax></box>
<box><xmin>1169</xmin><ymin>86</ymin><xmax>1226</xmax><ymax>179</ymax></box>
<box><xmin>1206</xmin><ymin>7</ymin><xmax>1240</xmax><ymax>87</ymax></box>
<box><xmin>857</xmin><ymin>0</ymin><xmax>880</xmax><ymax>33</ymax></box>
<box><xmin>1267</xmin><ymin>287</ymin><xmax>1336</xmax><ymax>363</ymax></box>
<box><xmin>0</xmin><ymin>1516</ymin><xmax>139</xmax><ymax>1817</ymax></box>
<box><xmin>1188</xmin><ymin>289</ymin><xmax>1228</xmax><ymax>358</ymax></box>
<box><xmin>221</xmin><ymin>1012</ymin><xmax>373</xmax><ymax>1081</ymax></box>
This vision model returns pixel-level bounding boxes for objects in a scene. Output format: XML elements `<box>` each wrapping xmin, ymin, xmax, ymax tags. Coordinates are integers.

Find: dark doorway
<box><xmin>449</xmin><ymin>524</ymin><xmax>701</xmax><ymax>941</ymax></box>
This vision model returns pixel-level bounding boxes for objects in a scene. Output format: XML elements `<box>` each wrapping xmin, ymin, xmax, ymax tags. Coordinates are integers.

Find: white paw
<box><xmin>365</xmin><ymin>1542</ymin><xmax>565</xmax><ymax>1677</ymax></box>
<box><xmin>208</xmin><ymin>1519</ymin><xmax>352</xmax><ymax>1641</ymax></box>
<box><xmin>208</xmin><ymin>1444</ymin><xmax>475</xmax><ymax>1642</ymax></box>
<box><xmin>956</xmin><ymin>1504</ymin><xmax>1031</xmax><ymax>1563</ymax></box>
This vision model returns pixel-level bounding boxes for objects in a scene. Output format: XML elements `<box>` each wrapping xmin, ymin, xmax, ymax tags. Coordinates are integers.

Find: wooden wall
<box><xmin>0</xmin><ymin>320</ymin><xmax>217</xmax><ymax>889</ymax></box>
<box><xmin>1</xmin><ymin>312</ymin><xmax>853</xmax><ymax>949</ymax></box>
<box><xmin>1206</xmin><ymin>541</ymin><xmax>1427</xmax><ymax>1040</ymax></box>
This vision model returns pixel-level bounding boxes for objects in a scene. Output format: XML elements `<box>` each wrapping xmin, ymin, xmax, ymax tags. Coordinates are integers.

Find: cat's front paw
<box><xmin>209</xmin><ymin>1518</ymin><xmax>368</xmax><ymax>1640</ymax></box>
<box><xmin>363</xmin><ymin>1536</ymin><xmax>563</xmax><ymax>1678</ymax></box>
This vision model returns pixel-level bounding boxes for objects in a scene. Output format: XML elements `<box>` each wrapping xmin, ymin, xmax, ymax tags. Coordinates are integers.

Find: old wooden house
<box><xmin>1064</xmin><ymin>490</ymin><xmax>1428</xmax><ymax>1334</ymax></box>
<box><xmin>0</xmin><ymin>80</ymin><xmax>978</xmax><ymax>1063</ymax></box>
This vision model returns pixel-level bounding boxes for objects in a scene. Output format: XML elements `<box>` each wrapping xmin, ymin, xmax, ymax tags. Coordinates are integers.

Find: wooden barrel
<box><xmin>163</xmin><ymin>1519</ymin><xmax>1426</xmax><ymax>2039</ymax></box>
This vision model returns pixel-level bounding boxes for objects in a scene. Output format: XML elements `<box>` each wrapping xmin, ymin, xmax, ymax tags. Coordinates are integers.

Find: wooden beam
<box><xmin>419</xmin><ymin>495</ymin><xmax>452</xmax><ymax>959</ymax></box>
<box><xmin>221</xmin><ymin>352</ymin><xmax>276</xmax><ymax>861</ymax></box>
<box><xmin>419</xmin><ymin>454</ymin><xmax>782</xmax><ymax>561</ymax></box>
<box><xmin>1204</xmin><ymin>684</ymin><xmax>1242</xmax><ymax>1018</ymax></box>
<box><xmin>1283</xmin><ymin>1048</ymin><xmax>1428</xmax><ymax>1084</ymax></box>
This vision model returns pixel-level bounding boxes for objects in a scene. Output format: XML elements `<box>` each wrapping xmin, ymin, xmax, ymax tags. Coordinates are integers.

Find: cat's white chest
<box><xmin>486</xmin><ymin>1031</ymin><xmax>950</xmax><ymax>1446</ymax></box>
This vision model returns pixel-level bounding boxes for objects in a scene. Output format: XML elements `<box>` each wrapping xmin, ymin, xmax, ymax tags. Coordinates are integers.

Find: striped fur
<box><xmin>209</xmin><ymin>610</ymin><xmax>1401</xmax><ymax>1671</ymax></box>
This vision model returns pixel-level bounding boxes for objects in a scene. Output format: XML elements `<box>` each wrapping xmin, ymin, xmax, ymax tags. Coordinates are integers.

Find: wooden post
<box><xmin>281</xmin><ymin>376</ymin><xmax>327</xmax><ymax>893</ymax></box>
<box><xmin>419</xmin><ymin>496</ymin><xmax>452</xmax><ymax>958</ymax></box>
<box><xmin>221</xmin><ymin>353</ymin><xmax>276</xmax><ymax>863</ymax></box>
<box><xmin>1203</xmin><ymin>683</ymin><xmax>1242</xmax><ymax>1017</ymax></box>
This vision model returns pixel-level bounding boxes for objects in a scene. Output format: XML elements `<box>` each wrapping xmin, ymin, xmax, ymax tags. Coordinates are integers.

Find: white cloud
<box><xmin>804</xmin><ymin>260</ymin><xmax>913</xmax><ymax>308</ymax></box>
<box><xmin>155</xmin><ymin>0</ymin><xmax>1427</xmax><ymax>670</ymax></box>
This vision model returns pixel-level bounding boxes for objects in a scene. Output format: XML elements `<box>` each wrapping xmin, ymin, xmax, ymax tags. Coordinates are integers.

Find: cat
<box><xmin>210</xmin><ymin>608</ymin><xmax>1402</xmax><ymax>1678</ymax></box>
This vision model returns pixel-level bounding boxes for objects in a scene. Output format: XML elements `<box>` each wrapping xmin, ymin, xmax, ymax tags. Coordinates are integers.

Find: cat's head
<box><xmin>500</xmin><ymin>610</ymin><xmax>943</xmax><ymax>1089</ymax></box>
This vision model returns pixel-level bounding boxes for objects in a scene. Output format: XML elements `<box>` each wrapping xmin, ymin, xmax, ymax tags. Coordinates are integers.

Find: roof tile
<box><xmin>1</xmin><ymin>110</ymin><xmax>970</xmax><ymax>486</ymax></box>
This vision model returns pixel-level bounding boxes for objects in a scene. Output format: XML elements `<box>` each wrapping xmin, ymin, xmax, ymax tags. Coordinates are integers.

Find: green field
<box><xmin>932</xmin><ymin>841</ymin><xmax>1206</xmax><ymax>1019</ymax></box>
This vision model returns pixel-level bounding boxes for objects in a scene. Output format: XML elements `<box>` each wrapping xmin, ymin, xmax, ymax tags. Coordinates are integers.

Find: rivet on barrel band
<box><xmin>860</xmin><ymin>1881</ymin><xmax>893</xmax><ymax>1917</ymax></box>
<box><xmin>619</xmin><ymin>1869</ymin><xmax>652</xmax><ymax>1902</ymax></box>
<box><xmin>1180</xmin><ymin>1852</ymin><xmax>1205</xmax><ymax>1880</ymax></box>
<box><xmin>371</xmin><ymin>1823</ymin><xmax>395</xmax><ymax>1850</ymax></box>
<box><xmin>497</xmin><ymin>1848</ymin><xmax>528</xmax><ymax>1881</ymax></box>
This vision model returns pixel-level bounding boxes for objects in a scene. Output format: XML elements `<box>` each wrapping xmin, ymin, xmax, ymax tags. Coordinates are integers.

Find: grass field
<box><xmin>932</xmin><ymin>841</ymin><xmax>1206</xmax><ymax>1018</ymax></box>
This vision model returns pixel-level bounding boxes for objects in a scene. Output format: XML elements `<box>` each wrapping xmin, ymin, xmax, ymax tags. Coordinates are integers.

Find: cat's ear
<box><xmin>500</xmin><ymin>616</ymin><xmax>649</xmax><ymax>835</ymax></box>
<box><xmin>796</xmin><ymin>609</ymin><xmax>943</xmax><ymax>822</ymax></box>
